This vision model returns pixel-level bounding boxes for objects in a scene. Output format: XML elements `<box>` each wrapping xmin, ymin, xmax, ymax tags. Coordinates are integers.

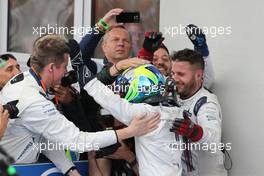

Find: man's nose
<box><xmin>157</xmin><ymin>59</ymin><xmax>164</xmax><ymax>66</ymax></box>
<box><xmin>117</xmin><ymin>40</ymin><xmax>125</xmax><ymax>46</ymax></box>
<box><xmin>172</xmin><ymin>74</ymin><xmax>179</xmax><ymax>82</ymax></box>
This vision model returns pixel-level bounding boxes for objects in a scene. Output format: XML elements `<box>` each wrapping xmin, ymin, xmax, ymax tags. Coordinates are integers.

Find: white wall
<box><xmin>0</xmin><ymin>0</ymin><xmax>7</xmax><ymax>53</ymax></box>
<box><xmin>160</xmin><ymin>0</ymin><xmax>264</xmax><ymax>175</ymax></box>
<box><xmin>0</xmin><ymin>0</ymin><xmax>263</xmax><ymax>175</ymax></box>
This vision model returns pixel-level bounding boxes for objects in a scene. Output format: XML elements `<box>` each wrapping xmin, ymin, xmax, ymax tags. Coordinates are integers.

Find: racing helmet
<box><xmin>115</xmin><ymin>64</ymin><xmax>165</xmax><ymax>103</ymax></box>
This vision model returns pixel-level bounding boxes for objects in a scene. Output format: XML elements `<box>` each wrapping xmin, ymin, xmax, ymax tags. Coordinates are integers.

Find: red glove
<box><xmin>137</xmin><ymin>31</ymin><xmax>164</xmax><ymax>61</ymax></box>
<box><xmin>170</xmin><ymin>110</ymin><xmax>203</xmax><ymax>142</ymax></box>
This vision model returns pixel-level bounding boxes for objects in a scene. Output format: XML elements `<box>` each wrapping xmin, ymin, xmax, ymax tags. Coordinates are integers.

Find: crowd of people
<box><xmin>0</xmin><ymin>8</ymin><xmax>227</xmax><ymax>176</ymax></box>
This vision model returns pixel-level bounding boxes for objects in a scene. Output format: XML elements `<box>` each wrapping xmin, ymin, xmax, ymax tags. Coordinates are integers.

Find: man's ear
<box><xmin>195</xmin><ymin>69</ymin><xmax>203</xmax><ymax>81</ymax></box>
<box><xmin>101</xmin><ymin>41</ymin><xmax>107</xmax><ymax>53</ymax></box>
<box><xmin>48</xmin><ymin>63</ymin><xmax>55</xmax><ymax>72</ymax></box>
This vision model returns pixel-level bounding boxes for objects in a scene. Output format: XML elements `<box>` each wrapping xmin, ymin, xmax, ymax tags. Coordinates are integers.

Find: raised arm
<box><xmin>80</xmin><ymin>8</ymin><xmax>124</xmax><ymax>59</ymax></box>
<box><xmin>186</xmin><ymin>24</ymin><xmax>214</xmax><ymax>89</ymax></box>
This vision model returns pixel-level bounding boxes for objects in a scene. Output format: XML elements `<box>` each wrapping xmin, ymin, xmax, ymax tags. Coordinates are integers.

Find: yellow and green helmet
<box><xmin>116</xmin><ymin>64</ymin><xmax>165</xmax><ymax>103</ymax></box>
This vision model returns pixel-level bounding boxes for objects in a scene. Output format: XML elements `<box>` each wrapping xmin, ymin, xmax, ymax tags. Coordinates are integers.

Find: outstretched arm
<box><xmin>21</xmin><ymin>96</ymin><xmax>158</xmax><ymax>152</ymax></box>
<box><xmin>185</xmin><ymin>24</ymin><xmax>214</xmax><ymax>89</ymax></box>
<box><xmin>80</xmin><ymin>8</ymin><xmax>124</xmax><ymax>59</ymax></box>
<box><xmin>203</xmin><ymin>55</ymin><xmax>214</xmax><ymax>90</ymax></box>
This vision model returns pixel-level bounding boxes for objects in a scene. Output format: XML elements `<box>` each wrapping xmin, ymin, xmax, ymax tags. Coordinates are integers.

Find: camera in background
<box><xmin>61</xmin><ymin>70</ymin><xmax>78</xmax><ymax>87</ymax></box>
<box><xmin>2</xmin><ymin>100</ymin><xmax>19</xmax><ymax>119</ymax></box>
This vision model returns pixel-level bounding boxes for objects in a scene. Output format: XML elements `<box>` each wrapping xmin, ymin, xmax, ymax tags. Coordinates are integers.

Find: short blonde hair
<box><xmin>30</xmin><ymin>34</ymin><xmax>70</xmax><ymax>72</ymax></box>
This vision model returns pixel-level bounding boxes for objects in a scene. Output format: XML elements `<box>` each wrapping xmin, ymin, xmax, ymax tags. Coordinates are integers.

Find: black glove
<box><xmin>143</xmin><ymin>31</ymin><xmax>164</xmax><ymax>53</ymax></box>
<box><xmin>170</xmin><ymin>110</ymin><xmax>203</xmax><ymax>142</ymax></box>
<box><xmin>185</xmin><ymin>24</ymin><xmax>209</xmax><ymax>57</ymax></box>
<box><xmin>137</xmin><ymin>31</ymin><xmax>164</xmax><ymax>60</ymax></box>
<box><xmin>67</xmin><ymin>39</ymin><xmax>82</xmax><ymax>61</ymax></box>
<box><xmin>66</xmin><ymin>39</ymin><xmax>83</xmax><ymax>68</ymax></box>
<box><xmin>160</xmin><ymin>77</ymin><xmax>180</xmax><ymax>107</ymax></box>
<box><xmin>67</xmin><ymin>39</ymin><xmax>93</xmax><ymax>88</ymax></box>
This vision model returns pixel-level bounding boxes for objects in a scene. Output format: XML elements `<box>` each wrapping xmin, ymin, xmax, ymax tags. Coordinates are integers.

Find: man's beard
<box><xmin>178</xmin><ymin>77</ymin><xmax>197</xmax><ymax>99</ymax></box>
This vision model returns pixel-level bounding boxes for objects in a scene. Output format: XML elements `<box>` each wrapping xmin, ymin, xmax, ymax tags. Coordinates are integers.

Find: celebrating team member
<box><xmin>0</xmin><ymin>35</ymin><xmax>160</xmax><ymax>175</ymax></box>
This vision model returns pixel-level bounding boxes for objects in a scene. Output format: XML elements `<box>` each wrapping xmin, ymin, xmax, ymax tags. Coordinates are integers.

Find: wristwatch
<box><xmin>65</xmin><ymin>166</ymin><xmax>77</xmax><ymax>176</ymax></box>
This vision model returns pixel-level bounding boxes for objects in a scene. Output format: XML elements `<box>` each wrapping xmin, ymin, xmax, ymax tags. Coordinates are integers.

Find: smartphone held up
<box><xmin>116</xmin><ymin>12</ymin><xmax>140</xmax><ymax>23</ymax></box>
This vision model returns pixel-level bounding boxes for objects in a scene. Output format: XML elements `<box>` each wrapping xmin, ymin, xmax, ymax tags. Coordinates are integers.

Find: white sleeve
<box><xmin>196</xmin><ymin>102</ymin><xmax>222</xmax><ymax>146</ymax></box>
<box><xmin>203</xmin><ymin>55</ymin><xmax>214</xmax><ymax>90</ymax></box>
<box><xmin>21</xmin><ymin>98</ymin><xmax>117</xmax><ymax>152</ymax></box>
<box><xmin>41</xmin><ymin>138</ymin><xmax>75</xmax><ymax>174</ymax></box>
<box><xmin>84</xmin><ymin>78</ymin><xmax>147</xmax><ymax>125</ymax></box>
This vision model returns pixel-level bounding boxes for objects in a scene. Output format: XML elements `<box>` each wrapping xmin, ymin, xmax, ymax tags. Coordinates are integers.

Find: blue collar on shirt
<box><xmin>29</xmin><ymin>68</ymin><xmax>42</xmax><ymax>87</ymax></box>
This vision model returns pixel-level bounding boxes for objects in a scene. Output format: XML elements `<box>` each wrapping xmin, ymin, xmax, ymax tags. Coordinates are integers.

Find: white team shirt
<box><xmin>0</xmin><ymin>70</ymin><xmax>118</xmax><ymax>172</ymax></box>
<box><xmin>85</xmin><ymin>78</ymin><xmax>184</xmax><ymax>176</ymax></box>
<box><xmin>178</xmin><ymin>87</ymin><xmax>227</xmax><ymax>176</ymax></box>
